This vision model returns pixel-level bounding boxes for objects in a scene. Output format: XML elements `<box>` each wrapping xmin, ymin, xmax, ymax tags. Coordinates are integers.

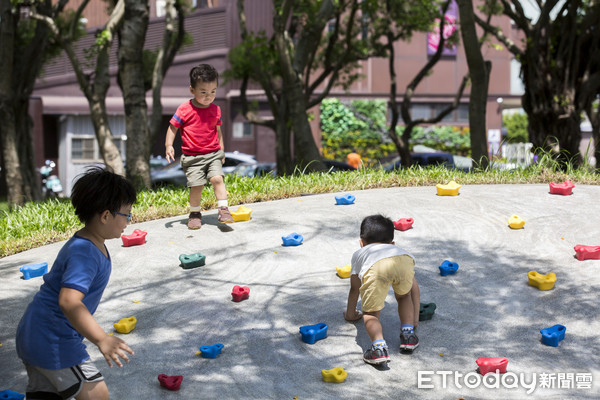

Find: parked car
<box><xmin>383</xmin><ymin>152</ymin><xmax>456</xmax><ymax>171</ymax></box>
<box><xmin>222</xmin><ymin>151</ymin><xmax>257</xmax><ymax>174</ymax></box>
<box><xmin>150</xmin><ymin>151</ymin><xmax>257</xmax><ymax>187</ymax></box>
<box><xmin>231</xmin><ymin>162</ymin><xmax>276</xmax><ymax>177</ymax></box>
<box><xmin>149</xmin><ymin>156</ymin><xmax>170</xmax><ymax>171</ymax></box>
<box><xmin>322</xmin><ymin>160</ymin><xmax>356</xmax><ymax>172</ymax></box>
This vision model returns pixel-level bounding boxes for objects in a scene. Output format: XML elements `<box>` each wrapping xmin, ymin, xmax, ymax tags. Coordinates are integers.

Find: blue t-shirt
<box><xmin>16</xmin><ymin>234</ymin><xmax>111</xmax><ymax>369</ymax></box>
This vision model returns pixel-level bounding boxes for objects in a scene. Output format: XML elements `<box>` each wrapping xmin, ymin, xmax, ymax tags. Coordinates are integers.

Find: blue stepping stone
<box><xmin>334</xmin><ymin>194</ymin><xmax>355</xmax><ymax>205</ymax></box>
<box><xmin>282</xmin><ymin>233</ymin><xmax>303</xmax><ymax>246</ymax></box>
<box><xmin>20</xmin><ymin>262</ymin><xmax>48</xmax><ymax>280</ymax></box>
<box><xmin>540</xmin><ymin>324</ymin><xmax>566</xmax><ymax>347</ymax></box>
<box><xmin>439</xmin><ymin>260</ymin><xmax>459</xmax><ymax>276</ymax></box>
<box><xmin>200</xmin><ymin>343</ymin><xmax>224</xmax><ymax>359</ymax></box>
<box><xmin>299</xmin><ymin>323</ymin><xmax>328</xmax><ymax>344</ymax></box>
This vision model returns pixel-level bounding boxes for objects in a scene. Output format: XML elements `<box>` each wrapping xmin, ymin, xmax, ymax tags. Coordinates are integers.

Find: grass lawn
<box><xmin>1</xmin><ymin>163</ymin><xmax>599</xmax><ymax>258</ymax></box>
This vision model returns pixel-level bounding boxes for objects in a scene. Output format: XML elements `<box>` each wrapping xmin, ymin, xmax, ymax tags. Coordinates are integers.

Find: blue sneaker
<box><xmin>363</xmin><ymin>345</ymin><xmax>390</xmax><ymax>364</ymax></box>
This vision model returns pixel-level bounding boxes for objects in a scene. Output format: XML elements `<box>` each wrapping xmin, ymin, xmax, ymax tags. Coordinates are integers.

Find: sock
<box><xmin>401</xmin><ymin>324</ymin><xmax>414</xmax><ymax>335</ymax></box>
<box><xmin>372</xmin><ymin>339</ymin><xmax>386</xmax><ymax>348</ymax></box>
<box><xmin>189</xmin><ymin>205</ymin><xmax>201</xmax><ymax>212</ymax></box>
<box><xmin>217</xmin><ymin>200</ymin><xmax>228</xmax><ymax>208</ymax></box>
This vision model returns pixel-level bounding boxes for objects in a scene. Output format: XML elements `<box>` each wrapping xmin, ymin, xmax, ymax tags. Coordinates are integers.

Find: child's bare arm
<box><xmin>165</xmin><ymin>124</ymin><xmax>178</xmax><ymax>163</ymax></box>
<box><xmin>344</xmin><ymin>274</ymin><xmax>363</xmax><ymax>321</ymax></box>
<box><xmin>217</xmin><ymin>125</ymin><xmax>225</xmax><ymax>162</ymax></box>
<box><xmin>59</xmin><ymin>287</ymin><xmax>133</xmax><ymax>368</ymax></box>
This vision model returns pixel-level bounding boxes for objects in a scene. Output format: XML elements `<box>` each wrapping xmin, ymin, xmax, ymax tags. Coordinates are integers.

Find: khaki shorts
<box><xmin>181</xmin><ymin>149</ymin><xmax>225</xmax><ymax>187</ymax></box>
<box><xmin>24</xmin><ymin>358</ymin><xmax>104</xmax><ymax>399</ymax></box>
<box><xmin>360</xmin><ymin>255</ymin><xmax>415</xmax><ymax>312</ymax></box>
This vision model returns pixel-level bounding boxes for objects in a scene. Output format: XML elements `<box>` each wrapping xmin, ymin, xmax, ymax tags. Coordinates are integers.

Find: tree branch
<box><xmin>474</xmin><ymin>12</ymin><xmax>524</xmax><ymax>57</ymax></box>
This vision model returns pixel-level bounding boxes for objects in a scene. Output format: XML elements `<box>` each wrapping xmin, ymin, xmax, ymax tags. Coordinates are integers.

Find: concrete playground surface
<box><xmin>1</xmin><ymin>184</ymin><xmax>599</xmax><ymax>399</ymax></box>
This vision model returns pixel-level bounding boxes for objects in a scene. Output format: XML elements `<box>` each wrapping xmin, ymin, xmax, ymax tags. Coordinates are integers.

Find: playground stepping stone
<box><xmin>439</xmin><ymin>260</ymin><xmax>459</xmax><ymax>276</ymax></box>
<box><xmin>282</xmin><ymin>233</ymin><xmax>303</xmax><ymax>246</ymax></box>
<box><xmin>231</xmin><ymin>285</ymin><xmax>250</xmax><ymax>302</ymax></box>
<box><xmin>0</xmin><ymin>390</ymin><xmax>25</xmax><ymax>400</ymax></box>
<box><xmin>436</xmin><ymin>181</ymin><xmax>461</xmax><ymax>196</ymax></box>
<box><xmin>336</xmin><ymin>264</ymin><xmax>351</xmax><ymax>279</ymax></box>
<box><xmin>179</xmin><ymin>253</ymin><xmax>206</xmax><ymax>269</ymax></box>
<box><xmin>20</xmin><ymin>262</ymin><xmax>48</xmax><ymax>280</ymax></box>
<box><xmin>299</xmin><ymin>323</ymin><xmax>328</xmax><ymax>344</ymax></box>
<box><xmin>540</xmin><ymin>324</ymin><xmax>566</xmax><ymax>347</ymax></box>
<box><xmin>394</xmin><ymin>218</ymin><xmax>414</xmax><ymax>231</ymax></box>
<box><xmin>476</xmin><ymin>357</ymin><xmax>508</xmax><ymax>375</ymax></box>
<box><xmin>114</xmin><ymin>316</ymin><xmax>137</xmax><ymax>334</ymax></box>
<box><xmin>549</xmin><ymin>180</ymin><xmax>574</xmax><ymax>195</ymax></box>
<box><xmin>199</xmin><ymin>343</ymin><xmax>224</xmax><ymax>359</ymax></box>
<box><xmin>335</xmin><ymin>194</ymin><xmax>355</xmax><ymax>205</ymax></box>
<box><xmin>321</xmin><ymin>367</ymin><xmax>347</xmax><ymax>383</ymax></box>
<box><xmin>528</xmin><ymin>271</ymin><xmax>557</xmax><ymax>291</ymax></box>
<box><xmin>574</xmin><ymin>245</ymin><xmax>600</xmax><ymax>261</ymax></box>
<box><xmin>158</xmin><ymin>374</ymin><xmax>183</xmax><ymax>391</ymax></box>
<box><xmin>508</xmin><ymin>215</ymin><xmax>525</xmax><ymax>229</ymax></box>
<box><xmin>121</xmin><ymin>229</ymin><xmax>147</xmax><ymax>247</ymax></box>
<box><xmin>230</xmin><ymin>206</ymin><xmax>252</xmax><ymax>222</ymax></box>
<box><xmin>419</xmin><ymin>302</ymin><xmax>437</xmax><ymax>321</ymax></box>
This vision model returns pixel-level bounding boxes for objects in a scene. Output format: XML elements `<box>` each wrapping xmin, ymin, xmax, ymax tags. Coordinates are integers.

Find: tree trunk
<box><xmin>149</xmin><ymin>0</ymin><xmax>185</xmax><ymax>153</ymax></box>
<box><xmin>0</xmin><ymin>0</ymin><xmax>25</xmax><ymax>206</ymax></box>
<box><xmin>15</xmin><ymin>99</ymin><xmax>39</xmax><ymax>201</ymax></box>
<box><xmin>274</xmin><ymin>28</ymin><xmax>325</xmax><ymax>172</ymax></box>
<box><xmin>33</xmin><ymin>0</ymin><xmax>126</xmax><ymax>177</ymax></box>
<box><xmin>118</xmin><ymin>0</ymin><xmax>150</xmax><ymax>188</ymax></box>
<box><xmin>274</xmin><ymin>97</ymin><xmax>293</xmax><ymax>175</ymax></box>
<box><xmin>89</xmin><ymin>98</ymin><xmax>125</xmax><ymax>174</ymax></box>
<box><xmin>457</xmin><ymin>0</ymin><xmax>489</xmax><ymax>169</ymax></box>
<box><xmin>386</xmin><ymin>30</ymin><xmax>412</xmax><ymax>167</ymax></box>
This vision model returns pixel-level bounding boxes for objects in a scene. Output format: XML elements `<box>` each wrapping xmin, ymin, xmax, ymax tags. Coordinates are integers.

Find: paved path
<box><xmin>1</xmin><ymin>185</ymin><xmax>599</xmax><ymax>399</ymax></box>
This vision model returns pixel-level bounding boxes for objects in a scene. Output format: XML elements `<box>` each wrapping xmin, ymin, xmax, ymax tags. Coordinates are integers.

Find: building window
<box><xmin>71</xmin><ymin>138</ymin><xmax>95</xmax><ymax>160</ymax></box>
<box><xmin>233</xmin><ymin>122</ymin><xmax>253</xmax><ymax>138</ymax></box>
<box><xmin>411</xmin><ymin>104</ymin><xmax>431</xmax><ymax>120</ymax></box>
<box><xmin>327</xmin><ymin>19</ymin><xmax>336</xmax><ymax>33</ymax></box>
<box><xmin>432</xmin><ymin>104</ymin><xmax>453</xmax><ymax>122</ymax></box>
<box><xmin>156</xmin><ymin>0</ymin><xmax>166</xmax><ymax>17</ymax></box>
<box><xmin>457</xmin><ymin>104</ymin><xmax>469</xmax><ymax>122</ymax></box>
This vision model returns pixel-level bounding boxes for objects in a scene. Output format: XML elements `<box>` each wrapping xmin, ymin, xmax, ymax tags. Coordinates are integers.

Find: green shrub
<box><xmin>320</xmin><ymin>98</ymin><xmax>396</xmax><ymax>165</ymax></box>
<box><xmin>503</xmin><ymin>112</ymin><xmax>529</xmax><ymax>143</ymax></box>
<box><xmin>407</xmin><ymin>125</ymin><xmax>471</xmax><ymax>156</ymax></box>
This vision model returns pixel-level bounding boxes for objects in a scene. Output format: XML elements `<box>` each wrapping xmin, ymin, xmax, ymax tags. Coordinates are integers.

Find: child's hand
<box><xmin>343</xmin><ymin>310</ymin><xmax>363</xmax><ymax>322</ymax></box>
<box><xmin>97</xmin><ymin>335</ymin><xmax>134</xmax><ymax>368</ymax></box>
<box><xmin>165</xmin><ymin>145</ymin><xmax>175</xmax><ymax>163</ymax></box>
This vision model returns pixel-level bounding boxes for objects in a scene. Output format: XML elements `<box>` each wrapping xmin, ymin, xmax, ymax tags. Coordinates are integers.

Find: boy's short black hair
<box><xmin>190</xmin><ymin>64</ymin><xmax>218</xmax><ymax>88</ymax></box>
<box><xmin>360</xmin><ymin>214</ymin><xmax>394</xmax><ymax>245</ymax></box>
<box><xmin>71</xmin><ymin>167</ymin><xmax>137</xmax><ymax>224</ymax></box>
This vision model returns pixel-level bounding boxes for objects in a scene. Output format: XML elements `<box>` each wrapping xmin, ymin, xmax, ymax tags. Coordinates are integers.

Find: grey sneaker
<box><xmin>400</xmin><ymin>332</ymin><xmax>419</xmax><ymax>351</ymax></box>
<box><xmin>187</xmin><ymin>212</ymin><xmax>202</xmax><ymax>230</ymax></box>
<box><xmin>217</xmin><ymin>206</ymin><xmax>234</xmax><ymax>223</ymax></box>
<box><xmin>363</xmin><ymin>345</ymin><xmax>390</xmax><ymax>365</ymax></box>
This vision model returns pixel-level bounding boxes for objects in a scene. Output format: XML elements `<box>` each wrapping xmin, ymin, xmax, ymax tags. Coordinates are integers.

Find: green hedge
<box><xmin>320</xmin><ymin>98</ymin><xmax>472</xmax><ymax>161</ymax></box>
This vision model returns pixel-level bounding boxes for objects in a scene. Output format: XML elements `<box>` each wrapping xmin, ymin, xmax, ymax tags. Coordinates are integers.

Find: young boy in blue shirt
<box><xmin>16</xmin><ymin>167</ymin><xmax>137</xmax><ymax>399</ymax></box>
<box><xmin>344</xmin><ymin>214</ymin><xmax>421</xmax><ymax>365</ymax></box>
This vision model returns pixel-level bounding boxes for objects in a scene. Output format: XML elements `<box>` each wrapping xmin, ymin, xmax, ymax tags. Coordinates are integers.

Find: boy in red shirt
<box><xmin>165</xmin><ymin>64</ymin><xmax>234</xmax><ymax>229</ymax></box>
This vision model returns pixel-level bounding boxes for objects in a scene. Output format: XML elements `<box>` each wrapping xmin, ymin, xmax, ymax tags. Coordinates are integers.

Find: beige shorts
<box><xmin>181</xmin><ymin>149</ymin><xmax>225</xmax><ymax>187</ymax></box>
<box><xmin>360</xmin><ymin>255</ymin><xmax>415</xmax><ymax>312</ymax></box>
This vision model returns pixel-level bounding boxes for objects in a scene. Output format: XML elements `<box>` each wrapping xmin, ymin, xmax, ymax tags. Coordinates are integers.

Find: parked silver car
<box><xmin>150</xmin><ymin>151</ymin><xmax>257</xmax><ymax>187</ymax></box>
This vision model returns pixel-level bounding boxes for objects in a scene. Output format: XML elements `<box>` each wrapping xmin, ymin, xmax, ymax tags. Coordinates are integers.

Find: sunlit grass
<box><xmin>1</xmin><ymin>163</ymin><xmax>599</xmax><ymax>258</ymax></box>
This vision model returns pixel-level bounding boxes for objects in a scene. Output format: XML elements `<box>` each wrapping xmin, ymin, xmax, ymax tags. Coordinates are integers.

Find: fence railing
<box><xmin>501</xmin><ymin>142</ymin><xmax>534</xmax><ymax>166</ymax></box>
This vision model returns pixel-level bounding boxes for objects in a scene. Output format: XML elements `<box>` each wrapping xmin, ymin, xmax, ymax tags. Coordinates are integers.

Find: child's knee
<box><xmin>395</xmin><ymin>291</ymin><xmax>410</xmax><ymax>301</ymax></box>
<box><xmin>209</xmin><ymin>175</ymin><xmax>224</xmax><ymax>185</ymax></box>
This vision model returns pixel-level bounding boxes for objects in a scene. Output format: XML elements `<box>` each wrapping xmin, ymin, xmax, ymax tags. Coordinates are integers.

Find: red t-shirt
<box><xmin>170</xmin><ymin>100</ymin><xmax>222</xmax><ymax>155</ymax></box>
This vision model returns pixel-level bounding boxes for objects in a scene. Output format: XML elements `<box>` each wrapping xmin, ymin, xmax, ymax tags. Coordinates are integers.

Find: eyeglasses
<box><xmin>114</xmin><ymin>212</ymin><xmax>132</xmax><ymax>222</ymax></box>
